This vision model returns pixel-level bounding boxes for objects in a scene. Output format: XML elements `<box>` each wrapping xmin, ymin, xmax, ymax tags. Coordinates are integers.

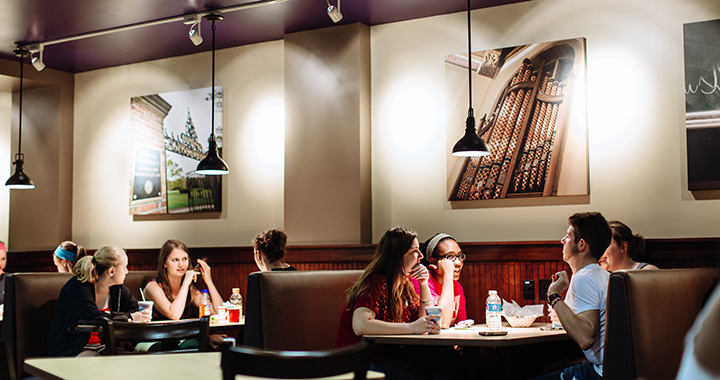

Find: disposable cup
<box><xmin>228</xmin><ymin>307</ymin><xmax>240</xmax><ymax>323</ymax></box>
<box><xmin>138</xmin><ymin>301</ymin><xmax>154</xmax><ymax>322</ymax></box>
<box><xmin>425</xmin><ymin>306</ymin><xmax>442</xmax><ymax>327</ymax></box>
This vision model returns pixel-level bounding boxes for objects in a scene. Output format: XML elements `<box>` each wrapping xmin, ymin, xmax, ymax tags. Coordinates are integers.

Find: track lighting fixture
<box><xmin>196</xmin><ymin>14</ymin><xmax>229</xmax><ymax>176</ymax></box>
<box><xmin>6</xmin><ymin>48</ymin><xmax>35</xmax><ymax>189</ymax></box>
<box><xmin>184</xmin><ymin>15</ymin><xmax>204</xmax><ymax>46</ymax></box>
<box><xmin>327</xmin><ymin>0</ymin><xmax>343</xmax><ymax>23</ymax></box>
<box><xmin>452</xmin><ymin>0</ymin><xmax>491</xmax><ymax>157</ymax></box>
<box><xmin>28</xmin><ymin>44</ymin><xmax>46</xmax><ymax>72</ymax></box>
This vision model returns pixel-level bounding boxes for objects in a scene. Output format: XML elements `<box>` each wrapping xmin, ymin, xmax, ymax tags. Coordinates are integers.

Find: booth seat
<box><xmin>1</xmin><ymin>271</ymin><xmax>155</xmax><ymax>380</ymax></box>
<box><xmin>603</xmin><ymin>268</ymin><xmax>719</xmax><ymax>380</ymax></box>
<box><xmin>243</xmin><ymin>270</ymin><xmax>363</xmax><ymax>351</ymax></box>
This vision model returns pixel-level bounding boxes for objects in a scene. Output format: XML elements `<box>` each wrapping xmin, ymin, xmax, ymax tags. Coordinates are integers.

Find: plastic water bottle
<box><xmin>486</xmin><ymin>290</ymin><xmax>503</xmax><ymax>332</ymax></box>
<box><xmin>199</xmin><ymin>289</ymin><xmax>212</xmax><ymax>317</ymax></box>
<box><xmin>229</xmin><ymin>287</ymin><xmax>243</xmax><ymax>318</ymax></box>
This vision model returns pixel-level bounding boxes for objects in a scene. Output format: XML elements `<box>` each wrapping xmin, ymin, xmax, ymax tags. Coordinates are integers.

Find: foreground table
<box><xmin>365</xmin><ymin>323</ymin><xmax>580</xmax><ymax>380</ymax></box>
<box><xmin>363</xmin><ymin>322</ymin><xmax>568</xmax><ymax>347</ymax></box>
<box><xmin>25</xmin><ymin>352</ymin><xmax>385</xmax><ymax>380</ymax></box>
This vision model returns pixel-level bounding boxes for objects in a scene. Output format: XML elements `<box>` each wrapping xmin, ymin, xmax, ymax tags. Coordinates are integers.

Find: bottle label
<box><xmin>200</xmin><ymin>303</ymin><xmax>212</xmax><ymax>317</ymax></box>
<box><xmin>488</xmin><ymin>303</ymin><xmax>501</xmax><ymax>312</ymax></box>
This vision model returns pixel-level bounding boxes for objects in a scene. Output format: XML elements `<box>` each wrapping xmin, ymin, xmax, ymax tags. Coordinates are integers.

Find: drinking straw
<box><xmin>139</xmin><ymin>287</ymin><xmax>146</xmax><ymax>301</ymax></box>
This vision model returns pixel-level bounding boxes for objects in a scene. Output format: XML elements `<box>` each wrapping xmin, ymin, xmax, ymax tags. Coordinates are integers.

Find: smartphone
<box><xmin>479</xmin><ymin>331</ymin><xmax>508</xmax><ymax>336</ymax></box>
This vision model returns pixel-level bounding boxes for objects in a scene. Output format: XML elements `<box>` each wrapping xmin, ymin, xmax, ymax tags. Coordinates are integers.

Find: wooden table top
<box><xmin>25</xmin><ymin>352</ymin><xmax>385</xmax><ymax>380</ymax></box>
<box><xmin>363</xmin><ymin>323</ymin><xmax>569</xmax><ymax>347</ymax></box>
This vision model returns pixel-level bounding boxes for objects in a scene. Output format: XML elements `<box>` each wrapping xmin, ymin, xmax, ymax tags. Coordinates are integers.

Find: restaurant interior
<box><xmin>0</xmin><ymin>0</ymin><xmax>719</xmax><ymax>379</ymax></box>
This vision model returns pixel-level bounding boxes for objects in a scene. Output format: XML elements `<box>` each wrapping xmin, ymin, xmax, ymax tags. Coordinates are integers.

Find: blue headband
<box><xmin>54</xmin><ymin>245</ymin><xmax>77</xmax><ymax>262</ymax></box>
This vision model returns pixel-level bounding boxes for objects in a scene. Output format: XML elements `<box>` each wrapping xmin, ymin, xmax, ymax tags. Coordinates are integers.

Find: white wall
<box><xmin>73</xmin><ymin>41</ymin><xmax>285</xmax><ymax>249</ymax></box>
<box><xmin>72</xmin><ymin>0</ymin><xmax>720</xmax><ymax>249</ymax></box>
<box><xmin>371</xmin><ymin>0</ymin><xmax>720</xmax><ymax>242</ymax></box>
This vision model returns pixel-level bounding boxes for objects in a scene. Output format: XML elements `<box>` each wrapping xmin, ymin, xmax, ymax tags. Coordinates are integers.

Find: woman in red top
<box><xmin>337</xmin><ymin>227</ymin><xmax>462</xmax><ymax>379</ymax></box>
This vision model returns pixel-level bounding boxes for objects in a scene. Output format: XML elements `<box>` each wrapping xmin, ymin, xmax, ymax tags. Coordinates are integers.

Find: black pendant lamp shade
<box><xmin>6</xmin><ymin>48</ymin><xmax>35</xmax><ymax>189</ymax></box>
<box><xmin>451</xmin><ymin>0</ymin><xmax>491</xmax><ymax>158</ymax></box>
<box><xmin>196</xmin><ymin>14</ymin><xmax>229</xmax><ymax>176</ymax></box>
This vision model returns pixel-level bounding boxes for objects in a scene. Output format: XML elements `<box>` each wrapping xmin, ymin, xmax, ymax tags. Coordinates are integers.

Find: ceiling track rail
<box><xmin>17</xmin><ymin>0</ymin><xmax>288</xmax><ymax>51</ymax></box>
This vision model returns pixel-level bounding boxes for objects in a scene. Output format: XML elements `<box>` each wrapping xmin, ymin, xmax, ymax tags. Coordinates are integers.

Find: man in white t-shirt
<box><xmin>535</xmin><ymin>212</ymin><xmax>611</xmax><ymax>380</ymax></box>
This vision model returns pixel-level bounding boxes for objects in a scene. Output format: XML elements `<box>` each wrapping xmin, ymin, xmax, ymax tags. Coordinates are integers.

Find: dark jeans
<box><xmin>534</xmin><ymin>360</ymin><xmax>602</xmax><ymax>380</ymax></box>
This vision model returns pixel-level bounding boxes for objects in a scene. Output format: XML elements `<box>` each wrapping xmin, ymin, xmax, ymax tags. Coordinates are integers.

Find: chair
<box><xmin>603</xmin><ymin>268</ymin><xmax>719</xmax><ymax>380</ymax></box>
<box><xmin>100</xmin><ymin>316</ymin><xmax>210</xmax><ymax>355</ymax></box>
<box><xmin>221</xmin><ymin>341</ymin><xmax>371</xmax><ymax>380</ymax></box>
<box><xmin>2</xmin><ymin>272</ymin><xmax>73</xmax><ymax>380</ymax></box>
<box><xmin>243</xmin><ymin>270</ymin><xmax>363</xmax><ymax>350</ymax></box>
<box><xmin>122</xmin><ymin>271</ymin><xmax>157</xmax><ymax>303</ymax></box>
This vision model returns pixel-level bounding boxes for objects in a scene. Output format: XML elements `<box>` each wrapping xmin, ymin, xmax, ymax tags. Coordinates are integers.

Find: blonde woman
<box><xmin>47</xmin><ymin>245</ymin><xmax>149</xmax><ymax>357</ymax></box>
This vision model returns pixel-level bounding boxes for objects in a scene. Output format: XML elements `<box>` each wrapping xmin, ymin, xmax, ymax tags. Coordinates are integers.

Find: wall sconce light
<box><xmin>6</xmin><ymin>48</ymin><xmax>35</xmax><ymax>189</ymax></box>
<box><xmin>184</xmin><ymin>15</ymin><xmax>204</xmax><ymax>46</ymax></box>
<box><xmin>451</xmin><ymin>0</ymin><xmax>490</xmax><ymax>157</ymax></box>
<box><xmin>196</xmin><ymin>14</ymin><xmax>229</xmax><ymax>175</ymax></box>
<box><xmin>327</xmin><ymin>0</ymin><xmax>343</xmax><ymax>23</ymax></box>
<box><xmin>28</xmin><ymin>44</ymin><xmax>46</xmax><ymax>72</ymax></box>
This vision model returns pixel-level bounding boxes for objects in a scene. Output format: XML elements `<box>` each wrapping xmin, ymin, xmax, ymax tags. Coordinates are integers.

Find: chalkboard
<box><xmin>684</xmin><ymin>19</ymin><xmax>720</xmax><ymax>113</ymax></box>
<box><xmin>132</xmin><ymin>147</ymin><xmax>162</xmax><ymax>201</ymax></box>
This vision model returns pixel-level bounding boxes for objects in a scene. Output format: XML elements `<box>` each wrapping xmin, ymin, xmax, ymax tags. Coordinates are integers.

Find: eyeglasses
<box><xmin>438</xmin><ymin>254</ymin><xmax>466</xmax><ymax>262</ymax></box>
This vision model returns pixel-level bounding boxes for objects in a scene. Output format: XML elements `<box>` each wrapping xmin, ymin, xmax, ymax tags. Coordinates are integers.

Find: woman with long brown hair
<box><xmin>143</xmin><ymin>239</ymin><xmax>222</xmax><ymax>320</ymax></box>
<box><xmin>337</xmin><ymin>226</ymin><xmax>456</xmax><ymax>379</ymax></box>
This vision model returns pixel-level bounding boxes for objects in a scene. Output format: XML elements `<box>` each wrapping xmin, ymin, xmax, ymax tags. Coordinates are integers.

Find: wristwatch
<box><xmin>548</xmin><ymin>293</ymin><xmax>562</xmax><ymax>307</ymax></box>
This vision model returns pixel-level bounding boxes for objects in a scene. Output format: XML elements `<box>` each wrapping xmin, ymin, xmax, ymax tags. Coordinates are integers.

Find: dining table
<box><xmin>363</xmin><ymin>323</ymin><xmax>582</xmax><ymax>380</ymax></box>
<box><xmin>363</xmin><ymin>322</ymin><xmax>569</xmax><ymax>347</ymax></box>
<box><xmin>24</xmin><ymin>352</ymin><xmax>386</xmax><ymax>380</ymax></box>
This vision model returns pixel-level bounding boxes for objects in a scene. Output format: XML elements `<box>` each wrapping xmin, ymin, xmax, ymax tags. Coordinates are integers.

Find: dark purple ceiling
<box><xmin>0</xmin><ymin>0</ymin><xmax>527</xmax><ymax>73</ymax></box>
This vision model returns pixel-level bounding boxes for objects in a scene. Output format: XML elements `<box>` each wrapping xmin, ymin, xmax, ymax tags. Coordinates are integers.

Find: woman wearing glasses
<box><xmin>414</xmin><ymin>233</ymin><xmax>467</xmax><ymax>329</ymax></box>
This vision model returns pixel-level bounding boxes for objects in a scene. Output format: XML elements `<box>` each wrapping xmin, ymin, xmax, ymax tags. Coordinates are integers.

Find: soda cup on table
<box><xmin>486</xmin><ymin>290</ymin><xmax>503</xmax><ymax>332</ymax></box>
<box><xmin>137</xmin><ymin>301</ymin><xmax>153</xmax><ymax>323</ymax></box>
<box><xmin>229</xmin><ymin>287</ymin><xmax>243</xmax><ymax>321</ymax></box>
<box><xmin>425</xmin><ymin>306</ymin><xmax>442</xmax><ymax>332</ymax></box>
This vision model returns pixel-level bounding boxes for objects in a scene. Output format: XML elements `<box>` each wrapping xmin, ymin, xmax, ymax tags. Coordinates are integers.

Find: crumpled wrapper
<box><xmin>502</xmin><ymin>299</ymin><xmax>544</xmax><ymax>318</ymax></box>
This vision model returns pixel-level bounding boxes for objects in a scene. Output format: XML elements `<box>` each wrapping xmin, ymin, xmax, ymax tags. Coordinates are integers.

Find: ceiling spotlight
<box><xmin>327</xmin><ymin>0</ymin><xmax>343</xmax><ymax>23</ymax></box>
<box><xmin>183</xmin><ymin>15</ymin><xmax>204</xmax><ymax>46</ymax></box>
<box><xmin>28</xmin><ymin>44</ymin><xmax>46</xmax><ymax>72</ymax></box>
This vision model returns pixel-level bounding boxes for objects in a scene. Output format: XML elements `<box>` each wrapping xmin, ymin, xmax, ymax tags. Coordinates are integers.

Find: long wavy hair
<box><xmin>345</xmin><ymin>226</ymin><xmax>418</xmax><ymax>322</ymax></box>
<box><xmin>156</xmin><ymin>239</ymin><xmax>194</xmax><ymax>303</ymax></box>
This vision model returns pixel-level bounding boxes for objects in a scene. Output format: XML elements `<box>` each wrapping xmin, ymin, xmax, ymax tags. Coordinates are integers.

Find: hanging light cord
<box><xmin>210</xmin><ymin>20</ymin><xmax>216</xmax><ymax>141</ymax></box>
<box><xmin>467</xmin><ymin>0</ymin><xmax>472</xmax><ymax>115</ymax></box>
<box><xmin>15</xmin><ymin>51</ymin><xmax>25</xmax><ymax>162</ymax></box>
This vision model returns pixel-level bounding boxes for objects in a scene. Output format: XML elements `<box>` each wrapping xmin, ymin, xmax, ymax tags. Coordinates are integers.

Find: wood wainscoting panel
<box><xmin>8</xmin><ymin>239</ymin><xmax>717</xmax><ymax>324</ymax></box>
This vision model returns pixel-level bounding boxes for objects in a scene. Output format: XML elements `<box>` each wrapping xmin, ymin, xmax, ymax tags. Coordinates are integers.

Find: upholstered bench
<box><xmin>243</xmin><ymin>270</ymin><xmax>363</xmax><ymax>351</ymax></box>
<box><xmin>603</xmin><ymin>268</ymin><xmax>719</xmax><ymax>380</ymax></box>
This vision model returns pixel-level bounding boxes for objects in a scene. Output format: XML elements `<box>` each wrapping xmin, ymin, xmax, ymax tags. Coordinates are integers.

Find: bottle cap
<box><xmin>202</xmin><ymin>289</ymin><xmax>209</xmax><ymax>293</ymax></box>
<box><xmin>489</xmin><ymin>290</ymin><xmax>497</xmax><ymax>295</ymax></box>
<box><xmin>232</xmin><ymin>288</ymin><xmax>240</xmax><ymax>293</ymax></box>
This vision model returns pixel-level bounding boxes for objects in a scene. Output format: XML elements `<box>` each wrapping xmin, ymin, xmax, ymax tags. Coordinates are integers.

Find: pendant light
<box><xmin>5</xmin><ymin>48</ymin><xmax>35</xmax><ymax>189</ymax></box>
<box><xmin>451</xmin><ymin>0</ymin><xmax>491</xmax><ymax>157</ymax></box>
<box><xmin>196</xmin><ymin>14</ymin><xmax>229</xmax><ymax>175</ymax></box>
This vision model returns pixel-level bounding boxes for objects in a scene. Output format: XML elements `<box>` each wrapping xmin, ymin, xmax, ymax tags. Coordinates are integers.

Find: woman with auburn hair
<box><xmin>53</xmin><ymin>241</ymin><xmax>88</xmax><ymax>273</ymax></box>
<box><xmin>143</xmin><ymin>239</ymin><xmax>223</xmax><ymax>320</ymax></box>
<box><xmin>599</xmin><ymin>221</ymin><xmax>658</xmax><ymax>272</ymax></box>
<box><xmin>252</xmin><ymin>228</ymin><xmax>296</xmax><ymax>271</ymax></box>
<box><xmin>337</xmin><ymin>227</ymin><xmax>462</xmax><ymax>379</ymax></box>
<box><xmin>47</xmin><ymin>245</ymin><xmax>150</xmax><ymax>357</ymax></box>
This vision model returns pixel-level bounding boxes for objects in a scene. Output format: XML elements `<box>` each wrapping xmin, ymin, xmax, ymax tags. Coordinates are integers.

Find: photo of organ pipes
<box><xmin>446</xmin><ymin>38</ymin><xmax>588</xmax><ymax>202</ymax></box>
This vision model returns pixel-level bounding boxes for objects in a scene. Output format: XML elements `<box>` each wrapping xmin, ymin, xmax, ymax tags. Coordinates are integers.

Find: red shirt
<box><xmin>87</xmin><ymin>306</ymin><xmax>110</xmax><ymax>345</ymax></box>
<box><xmin>336</xmin><ymin>273</ymin><xmax>419</xmax><ymax>361</ymax></box>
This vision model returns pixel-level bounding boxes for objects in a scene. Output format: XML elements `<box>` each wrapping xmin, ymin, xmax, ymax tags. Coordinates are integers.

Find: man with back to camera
<box><xmin>535</xmin><ymin>212</ymin><xmax>612</xmax><ymax>380</ymax></box>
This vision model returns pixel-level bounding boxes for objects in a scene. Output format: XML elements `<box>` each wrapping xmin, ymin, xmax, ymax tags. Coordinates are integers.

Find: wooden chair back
<box><xmin>221</xmin><ymin>341</ymin><xmax>370</xmax><ymax>380</ymax></box>
<box><xmin>101</xmin><ymin>317</ymin><xmax>210</xmax><ymax>355</ymax></box>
